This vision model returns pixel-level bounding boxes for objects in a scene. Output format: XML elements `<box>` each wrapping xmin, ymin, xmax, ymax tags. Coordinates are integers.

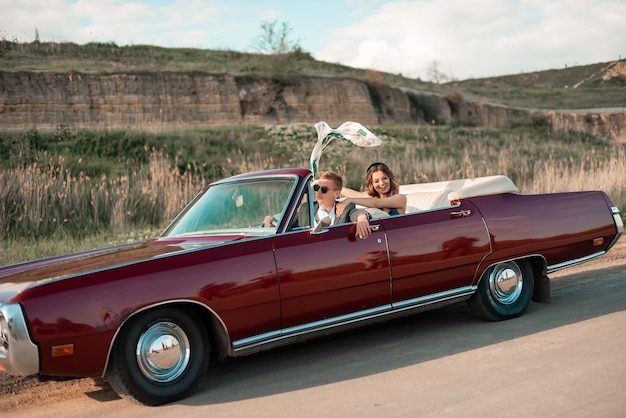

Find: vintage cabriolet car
<box><xmin>0</xmin><ymin>168</ymin><xmax>623</xmax><ymax>405</ymax></box>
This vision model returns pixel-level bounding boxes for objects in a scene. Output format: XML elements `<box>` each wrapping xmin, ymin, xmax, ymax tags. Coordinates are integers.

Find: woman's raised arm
<box><xmin>341</xmin><ymin>194</ymin><xmax>407</xmax><ymax>214</ymax></box>
<box><xmin>341</xmin><ymin>187</ymin><xmax>369</xmax><ymax>198</ymax></box>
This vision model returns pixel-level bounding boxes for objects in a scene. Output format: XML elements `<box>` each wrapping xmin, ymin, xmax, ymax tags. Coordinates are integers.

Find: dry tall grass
<box><xmin>1</xmin><ymin>125</ymin><xmax>624</xmax><ymax>265</ymax></box>
<box><xmin>0</xmin><ymin>151</ymin><xmax>206</xmax><ymax>240</ymax></box>
<box><xmin>352</xmin><ymin>143</ymin><xmax>626</xmax><ymax>207</ymax></box>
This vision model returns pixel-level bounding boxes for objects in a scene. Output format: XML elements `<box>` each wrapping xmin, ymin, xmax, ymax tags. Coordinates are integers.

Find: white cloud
<box><xmin>258</xmin><ymin>8</ymin><xmax>282</xmax><ymax>21</ymax></box>
<box><xmin>0</xmin><ymin>0</ymin><xmax>238</xmax><ymax>48</ymax></box>
<box><xmin>315</xmin><ymin>0</ymin><xmax>626</xmax><ymax>80</ymax></box>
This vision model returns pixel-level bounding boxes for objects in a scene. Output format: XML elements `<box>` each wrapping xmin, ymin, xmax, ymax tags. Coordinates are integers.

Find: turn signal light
<box><xmin>592</xmin><ymin>237</ymin><xmax>604</xmax><ymax>247</ymax></box>
<box><xmin>51</xmin><ymin>344</ymin><xmax>74</xmax><ymax>357</ymax></box>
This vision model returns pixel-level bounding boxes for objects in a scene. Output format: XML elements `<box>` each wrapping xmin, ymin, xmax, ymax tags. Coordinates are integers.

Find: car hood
<box><xmin>0</xmin><ymin>234</ymin><xmax>248</xmax><ymax>302</ymax></box>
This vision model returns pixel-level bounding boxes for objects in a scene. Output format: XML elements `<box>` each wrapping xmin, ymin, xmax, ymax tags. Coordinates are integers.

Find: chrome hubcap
<box><xmin>136</xmin><ymin>321</ymin><xmax>190</xmax><ymax>383</ymax></box>
<box><xmin>488</xmin><ymin>262</ymin><xmax>523</xmax><ymax>305</ymax></box>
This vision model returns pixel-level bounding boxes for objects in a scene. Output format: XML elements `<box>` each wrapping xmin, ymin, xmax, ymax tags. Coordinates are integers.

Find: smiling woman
<box><xmin>341</xmin><ymin>162</ymin><xmax>407</xmax><ymax>215</ymax></box>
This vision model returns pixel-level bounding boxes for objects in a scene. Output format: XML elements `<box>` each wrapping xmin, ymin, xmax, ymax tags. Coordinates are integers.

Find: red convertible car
<box><xmin>0</xmin><ymin>168</ymin><xmax>622</xmax><ymax>405</ymax></box>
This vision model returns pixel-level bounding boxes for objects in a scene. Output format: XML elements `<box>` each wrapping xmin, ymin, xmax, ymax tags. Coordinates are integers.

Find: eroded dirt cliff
<box><xmin>1</xmin><ymin>72</ymin><xmax>624</xmax><ymax>141</ymax></box>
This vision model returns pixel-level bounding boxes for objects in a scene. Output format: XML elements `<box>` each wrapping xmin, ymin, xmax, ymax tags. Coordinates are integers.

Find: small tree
<box><xmin>252</xmin><ymin>20</ymin><xmax>301</xmax><ymax>54</ymax></box>
<box><xmin>427</xmin><ymin>60</ymin><xmax>449</xmax><ymax>84</ymax></box>
<box><xmin>250</xmin><ymin>20</ymin><xmax>307</xmax><ymax>81</ymax></box>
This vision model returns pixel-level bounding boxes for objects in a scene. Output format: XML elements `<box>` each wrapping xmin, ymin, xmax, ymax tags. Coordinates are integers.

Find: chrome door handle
<box><xmin>450</xmin><ymin>210</ymin><xmax>471</xmax><ymax>218</ymax></box>
<box><xmin>370</xmin><ymin>224</ymin><xmax>380</xmax><ymax>231</ymax></box>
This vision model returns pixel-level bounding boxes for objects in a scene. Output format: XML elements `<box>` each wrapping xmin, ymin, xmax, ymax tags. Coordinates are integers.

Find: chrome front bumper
<box><xmin>0</xmin><ymin>303</ymin><xmax>39</xmax><ymax>376</ymax></box>
<box><xmin>609</xmin><ymin>206</ymin><xmax>624</xmax><ymax>250</ymax></box>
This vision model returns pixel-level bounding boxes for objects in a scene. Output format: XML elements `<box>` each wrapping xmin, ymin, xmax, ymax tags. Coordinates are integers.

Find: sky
<box><xmin>1</xmin><ymin>0</ymin><xmax>625</xmax><ymax>81</ymax></box>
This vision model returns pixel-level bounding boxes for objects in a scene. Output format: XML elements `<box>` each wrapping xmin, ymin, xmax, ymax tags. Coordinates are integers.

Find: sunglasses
<box><xmin>313</xmin><ymin>184</ymin><xmax>335</xmax><ymax>193</ymax></box>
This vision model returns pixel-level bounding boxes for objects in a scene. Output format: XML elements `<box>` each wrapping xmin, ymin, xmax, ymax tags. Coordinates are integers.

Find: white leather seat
<box><xmin>400</xmin><ymin>175</ymin><xmax>518</xmax><ymax>212</ymax></box>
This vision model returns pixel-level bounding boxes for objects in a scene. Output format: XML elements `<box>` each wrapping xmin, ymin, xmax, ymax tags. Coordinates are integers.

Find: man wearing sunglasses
<box><xmin>313</xmin><ymin>171</ymin><xmax>372</xmax><ymax>239</ymax></box>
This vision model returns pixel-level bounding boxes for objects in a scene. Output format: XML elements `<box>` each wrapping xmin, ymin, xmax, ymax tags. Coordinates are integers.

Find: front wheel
<box><xmin>106</xmin><ymin>308</ymin><xmax>210</xmax><ymax>405</ymax></box>
<box><xmin>468</xmin><ymin>259</ymin><xmax>534</xmax><ymax>321</ymax></box>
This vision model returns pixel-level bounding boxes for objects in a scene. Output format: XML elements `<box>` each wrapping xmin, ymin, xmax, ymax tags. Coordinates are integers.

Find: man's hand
<box><xmin>263</xmin><ymin>215</ymin><xmax>277</xmax><ymax>228</ymax></box>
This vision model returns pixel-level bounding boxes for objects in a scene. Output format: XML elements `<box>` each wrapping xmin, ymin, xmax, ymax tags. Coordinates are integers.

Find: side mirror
<box><xmin>313</xmin><ymin>216</ymin><xmax>332</xmax><ymax>233</ymax></box>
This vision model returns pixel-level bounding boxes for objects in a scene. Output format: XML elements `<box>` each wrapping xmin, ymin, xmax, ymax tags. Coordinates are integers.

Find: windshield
<box><xmin>163</xmin><ymin>177</ymin><xmax>296</xmax><ymax>237</ymax></box>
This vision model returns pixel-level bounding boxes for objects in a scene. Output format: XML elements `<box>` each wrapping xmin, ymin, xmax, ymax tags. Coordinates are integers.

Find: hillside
<box><xmin>1</xmin><ymin>40</ymin><xmax>625</xmax><ymax>108</ymax></box>
<box><xmin>1</xmin><ymin>41</ymin><xmax>625</xmax><ymax>140</ymax></box>
<box><xmin>448</xmin><ymin>60</ymin><xmax>626</xmax><ymax>109</ymax></box>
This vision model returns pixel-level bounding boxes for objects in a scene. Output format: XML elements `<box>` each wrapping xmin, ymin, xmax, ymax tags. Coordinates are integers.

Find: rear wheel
<box><xmin>468</xmin><ymin>259</ymin><xmax>534</xmax><ymax>321</ymax></box>
<box><xmin>106</xmin><ymin>308</ymin><xmax>210</xmax><ymax>405</ymax></box>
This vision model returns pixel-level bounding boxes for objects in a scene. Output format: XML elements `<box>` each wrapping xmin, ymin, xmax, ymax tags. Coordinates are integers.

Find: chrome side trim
<box><xmin>233</xmin><ymin>305</ymin><xmax>391</xmax><ymax>352</ymax></box>
<box><xmin>0</xmin><ymin>303</ymin><xmax>40</xmax><ymax>376</ymax></box>
<box><xmin>546</xmin><ymin>251</ymin><xmax>605</xmax><ymax>274</ymax></box>
<box><xmin>392</xmin><ymin>286</ymin><xmax>476</xmax><ymax>312</ymax></box>
<box><xmin>232</xmin><ymin>286</ymin><xmax>476</xmax><ymax>355</ymax></box>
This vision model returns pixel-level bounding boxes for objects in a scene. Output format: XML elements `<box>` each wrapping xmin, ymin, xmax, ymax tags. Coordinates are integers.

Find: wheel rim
<box><xmin>136</xmin><ymin>321</ymin><xmax>191</xmax><ymax>383</ymax></box>
<box><xmin>488</xmin><ymin>262</ymin><xmax>523</xmax><ymax>305</ymax></box>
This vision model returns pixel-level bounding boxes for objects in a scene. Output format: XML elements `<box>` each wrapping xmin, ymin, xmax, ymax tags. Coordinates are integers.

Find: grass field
<box><xmin>1</xmin><ymin>123</ymin><xmax>624</xmax><ymax>265</ymax></box>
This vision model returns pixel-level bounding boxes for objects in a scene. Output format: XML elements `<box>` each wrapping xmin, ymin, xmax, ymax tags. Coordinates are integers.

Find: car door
<box><xmin>273</xmin><ymin>217</ymin><xmax>391</xmax><ymax>330</ymax></box>
<box><xmin>380</xmin><ymin>200</ymin><xmax>491</xmax><ymax>304</ymax></box>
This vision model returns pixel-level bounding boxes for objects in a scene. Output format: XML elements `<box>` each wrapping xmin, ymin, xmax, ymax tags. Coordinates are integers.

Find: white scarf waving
<box><xmin>310</xmin><ymin>121</ymin><xmax>382</xmax><ymax>175</ymax></box>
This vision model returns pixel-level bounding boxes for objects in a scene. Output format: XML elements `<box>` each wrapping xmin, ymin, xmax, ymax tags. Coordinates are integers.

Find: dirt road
<box><xmin>3</xmin><ymin>240</ymin><xmax>625</xmax><ymax>417</ymax></box>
